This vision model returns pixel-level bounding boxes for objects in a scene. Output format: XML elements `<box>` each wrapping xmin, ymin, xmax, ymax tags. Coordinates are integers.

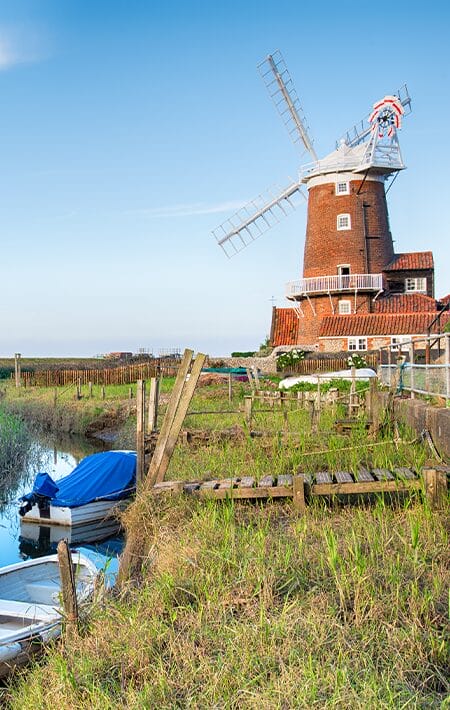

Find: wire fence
<box><xmin>379</xmin><ymin>333</ymin><xmax>450</xmax><ymax>400</ymax></box>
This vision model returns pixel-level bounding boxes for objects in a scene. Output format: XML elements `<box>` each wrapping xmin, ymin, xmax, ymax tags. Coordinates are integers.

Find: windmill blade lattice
<box><xmin>212</xmin><ymin>181</ymin><xmax>306</xmax><ymax>258</ymax></box>
<box><xmin>258</xmin><ymin>50</ymin><xmax>317</xmax><ymax>160</ymax></box>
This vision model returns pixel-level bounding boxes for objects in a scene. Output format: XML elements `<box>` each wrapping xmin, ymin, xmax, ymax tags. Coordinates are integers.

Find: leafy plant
<box><xmin>277</xmin><ymin>349</ymin><xmax>306</xmax><ymax>369</ymax></box>
<box><xmin>347</xmin><ymin>353</ymin><xmax>367</xmax><ymax>369</ymax></box>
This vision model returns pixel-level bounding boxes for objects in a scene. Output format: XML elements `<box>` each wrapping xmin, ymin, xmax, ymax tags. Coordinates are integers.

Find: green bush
<box><xmin>231</xmin><ymin>351</ymin><xmax>255</xmax><ymax>358</ymax></box>
<box><xmin>277</xmin><ymin>349</ymin><xmax>306</xmax><ymax>369</ymax></box>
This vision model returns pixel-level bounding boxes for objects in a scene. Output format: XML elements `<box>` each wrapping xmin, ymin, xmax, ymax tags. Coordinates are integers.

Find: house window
<box><xmin>336</xmin><ymin>181</ymin><xmax>350</xmax><ymax>195</ymax></box>
<box><xmin>391</xmin><ymin>336</ymin><xmax>410</xmax><ymax>352</ymax></box>
<box><xmin>348</xmin><ymin>337</ymin><xmax>367</xmax><ymax>351</ymax></box>
<box><xmin>337</xmin><ymin>264</ymin><xmax>351</xmax><ymax>276</ymax></box>
<box><xmin>337</xmin><ymin>213</ymin><xmax>351</xmax><ymax>230</ymax></box>
<box><xmin>339</xmin><ymin>300</ymin><xmax>351</xmax><ymax>314</ymax></box>
<box><xmin>405</xmin><ymin>277</ymin><xmax>426</xmax><ymax>293</ymax></box>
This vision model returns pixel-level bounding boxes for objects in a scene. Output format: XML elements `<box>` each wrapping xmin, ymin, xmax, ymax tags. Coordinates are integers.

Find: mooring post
<box><xmin>136</xmin><ymin>379</ymin><xmax>146</xmax><ymax>487</ymax></box>
<box><xmin>57</xmin><ymin>540</ymin><xmax>79</xmax><ymax>639</ymax></box>
<box><xmin>244</xmin><ymin>395</ymin><xmax>253</xmax><ymax>430</ymax></box>
<box><xmin>445</xmin><ymin>334</ymin><xmax>450</xmax><ymax>401</ymax></box>
<box><xmin>423</xmin><ymin>468</ymin><xmax>447</xmax><ymax>510</ymax></box>
<box><xmin>293</xmin><ymin>474</ymin><xmax>306</xmax><ymax>512</ymax></box>
<box><xmin>147</xmin><ymin>377</ymin><xmax>159</xmax><ymax>433</ymax></box>
<box><xmin>14</xmin><ymin>353</ymin><xmax>21</xmax><ymax>388</ymax></box>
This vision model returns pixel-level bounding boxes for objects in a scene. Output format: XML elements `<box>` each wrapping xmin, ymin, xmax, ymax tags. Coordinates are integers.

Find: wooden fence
<box><xmin>17</xmin><ymin>360</ymin><xmax>180</xmax><ymax>387</ymax></box>
<box><xmin>278</xmin><ymin>353</ymin><xmax>378</xmax><ymax>375</ymax></box>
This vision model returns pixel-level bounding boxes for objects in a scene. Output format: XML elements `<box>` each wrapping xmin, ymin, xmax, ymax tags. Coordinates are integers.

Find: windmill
<box><xmin>212</xmin><ymin>50</ymin><xmax>411</xmax><ymax>259</ymax></box>
<box><xmin>211</xmin><ymin>50</ymin><xmax>413</xmax><ymax>348</ymax></box>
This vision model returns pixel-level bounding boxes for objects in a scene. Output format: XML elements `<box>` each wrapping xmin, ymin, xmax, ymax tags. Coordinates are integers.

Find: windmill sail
<box><xmin>258</xmin><ymin>50</ymin><xmax>317</xmax><ymax>160</ymax></box>
<box><xmin>212</xmin><ymin>181</ymin><xmax>306</xmax><ymax>257</ymax></box>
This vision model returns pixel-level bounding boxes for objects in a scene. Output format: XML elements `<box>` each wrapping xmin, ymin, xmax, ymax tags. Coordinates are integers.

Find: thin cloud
<box><xmin>0</xmin><ymin>25</ymin><xmax>47</xmax><ymax>70</ymax></box>
<box><xmin>126</xmin><ymin>199</ymin><xmax>247</xmax><ymax>218</ymax></box>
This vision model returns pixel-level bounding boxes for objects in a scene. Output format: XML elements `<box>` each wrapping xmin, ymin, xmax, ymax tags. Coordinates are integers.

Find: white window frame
<box><xmin>348</xmin><ymin>337</ymin><xmax>367</xmax><ymax>351</ymax></box>
<box><xmin>337</xmin><ymin>264</ymin><xmax>351</xmax><ymax>276</ymax></box>
<box><xmin>405</xmin><ymin>277</ymin><xmax>426</xmax><ymax>293</ymax></box>
<box><xmin>335</xmin><ymin>181</ymin><xmax>350</xmax><ymax>195</ymax></box>
<box><xmin>391</xmin><ymin>336</ymin><xmax>410</xmax><ymax>352</ymax></box>
<box><xmin>337</xmin><ymin>213</ymin><xmax>351</xmax><ymax>231</ymax></box>
<box><xmin>338</xmin><ymin>300</ymin><xmax>352</xmax><ymax>314</ymax></box>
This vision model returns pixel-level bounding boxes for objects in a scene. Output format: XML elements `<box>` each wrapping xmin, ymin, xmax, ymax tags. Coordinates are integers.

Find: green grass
<box><xmin>2</xmin><ymin>378</ymin><xmax>448</xmax><ymax>708</ymax></box>
<box><xmin>4</xmin><ymin>497</ymin><xmax>448</xmax><ymax>708</ymax></box>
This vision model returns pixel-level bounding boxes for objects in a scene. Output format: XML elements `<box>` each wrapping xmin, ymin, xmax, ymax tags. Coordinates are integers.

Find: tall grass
<box><xmin>5</xmin><ymin>497</ymin><xmax>448</xmax><ymax>708</ymax></box>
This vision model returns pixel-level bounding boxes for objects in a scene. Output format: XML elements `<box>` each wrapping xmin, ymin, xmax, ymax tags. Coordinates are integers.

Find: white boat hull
<box><xmin>0</xmin><ymin>553</ymin><xmax>98</xmax><ymax>677</ymax></box>
<box><xmin>21</xmin><ymin>497</ymin><xmax>130</xmax><ymax>526</ymax></box>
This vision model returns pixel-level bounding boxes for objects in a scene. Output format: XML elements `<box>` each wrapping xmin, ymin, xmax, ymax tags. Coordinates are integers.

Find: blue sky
<box><xmin>0</xmin><ymin>1</ymin><xmax>448</xmax><ymax>356</ymax></box>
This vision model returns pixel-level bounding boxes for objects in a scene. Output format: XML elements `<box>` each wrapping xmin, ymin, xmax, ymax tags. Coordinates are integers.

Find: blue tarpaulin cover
<box><xmin>21</xmin><ymin>450</ymin><xmax>137</xmax><ymax>509</ymax></box>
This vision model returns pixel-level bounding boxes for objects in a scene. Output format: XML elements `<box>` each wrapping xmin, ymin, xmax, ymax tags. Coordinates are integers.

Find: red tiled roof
<box><xmin>385</xmin><ymin>252</ymin><xmax>434</xmax><ymax>271</ymax></box>
<box><xmin>373</xmin><ymin>293</ymin><xmax>438</xmax><ymax>313</ymax></box>
<box><xmin>439</xmin><ymin>294</ymin><xmax>450</xmax><ymax>305</ymax></box>
<box><xmin>270</xmin><ymin>308</ymin><xmax>299</xmax><ymax>346</ymax></box>
<box><xmin>319</xmin><ymin>311</ymin><xmax>450</xmax><ymax>338</ymax></box>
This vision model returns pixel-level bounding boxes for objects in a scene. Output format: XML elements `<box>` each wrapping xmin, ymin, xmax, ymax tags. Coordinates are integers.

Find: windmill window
<box><xmin>337</xmin><ymin>213</ymin><xmax>351</xmax><ymax>230</ymax></box>
<box><xmin>348</xmin><ymin>337</ymin><xmax>367</xmax><ymax>351</ymax></box>
<box><xmin>338</xmin><ymin>300</ymin><xmax>351</xmax><ymax>314</ymax></box>
<box><xmin>336</xmin><ymin>181</ymin><xmax>350</xmax><ymax>195</ymax></box>
<box><xmin>405</xmin><ymin>277</ymin><xmax>426</xmax><ymax>293</ymax></box>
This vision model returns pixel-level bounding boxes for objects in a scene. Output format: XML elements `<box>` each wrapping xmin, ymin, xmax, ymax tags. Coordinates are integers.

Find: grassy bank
<box><xmin>2</xmin><ymin>379</ymin><xmax>449</xmax><ymax>707</ymax></box>
<box><xmin>5</xmin><ymin>496</ymin><xmax>448</xmax><ymax>708</ymax></box>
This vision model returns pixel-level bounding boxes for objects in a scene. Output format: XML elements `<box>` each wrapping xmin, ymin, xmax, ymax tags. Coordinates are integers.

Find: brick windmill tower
<box><xmin>212</xmin><ymin>52</ymin><xmax>446</xmax><ymax>351</ymax></box>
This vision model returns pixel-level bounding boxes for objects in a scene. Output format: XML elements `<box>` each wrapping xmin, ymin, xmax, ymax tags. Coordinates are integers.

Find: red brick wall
<box><xmin>296</xmin><ymin>294</ymin><xmax>372</xmax><ymax>347</ymax></box>
<box><xmin>303</xmin><ymin>179</ymin><xmax>394</xmax><ymax>278</ymax></box>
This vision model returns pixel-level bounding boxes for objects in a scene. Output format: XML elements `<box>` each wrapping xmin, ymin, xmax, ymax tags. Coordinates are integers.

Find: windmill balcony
<box><xmin>285</xmin><ymin>273</ymin><xmax>383</xmax><ymax>300</ymax></box>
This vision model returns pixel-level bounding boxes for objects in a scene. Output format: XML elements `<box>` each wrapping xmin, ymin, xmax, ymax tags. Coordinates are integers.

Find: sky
<box><xmin>0</xmin><ymin>0</ymin><xmax>448</xmax><ymax>356</ymax></box>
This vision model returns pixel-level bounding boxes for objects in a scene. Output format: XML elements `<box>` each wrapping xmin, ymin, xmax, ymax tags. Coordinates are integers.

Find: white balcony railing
<box><xmin>285</xmin><ymin>273</ymin><xmax>383</xmax><ymax>298</ymax></box>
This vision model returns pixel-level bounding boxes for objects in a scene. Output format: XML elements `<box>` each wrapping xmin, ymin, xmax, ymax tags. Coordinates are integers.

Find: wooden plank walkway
<box><xmin>150</xmin><ymin>466</ymin><xmax>450</xmax><ymax>509</ymax></box>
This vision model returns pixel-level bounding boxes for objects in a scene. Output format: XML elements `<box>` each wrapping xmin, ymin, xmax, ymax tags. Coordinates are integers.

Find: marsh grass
<box><xmin>5</xmin><ymin>496</ymin><xmax>448</xmax><ymax>708</ymax></box>
<box><xmin>3</xmin><ymin>379</ymin><xmax>448</xmax><ymax>708</ymax></box>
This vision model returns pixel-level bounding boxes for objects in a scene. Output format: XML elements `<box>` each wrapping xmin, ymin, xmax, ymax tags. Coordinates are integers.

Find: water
<box><xmin>0</xmin><ymin>432</ymin><xmax>124</xmax><ymax>582</ymax></box>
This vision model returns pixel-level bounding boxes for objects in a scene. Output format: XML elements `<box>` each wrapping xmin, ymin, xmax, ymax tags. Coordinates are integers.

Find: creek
<box><xmin>0</xmin><ymin>431</ymin><xmax>123</xmax><ymax>580</ymax></box>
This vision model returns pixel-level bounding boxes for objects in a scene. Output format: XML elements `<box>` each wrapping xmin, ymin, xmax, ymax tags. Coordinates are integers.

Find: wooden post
<box><xmin>101</xmin><ymin>385</ymin><xmax>105</xmax><ymax>400</ymax></box>
<box><xmin>14</xmin><ymin>353</ymin><xmax>21</xmax><ymax>388</ymax></box>
<box><xmin>252</xmin><ymin>366</ymin><xmax>260</xmax><ymax>391</ymax></box>
<box><xmin>445</xmin><ymin>334</ymin><xmax>450</xmax><ymax>401</ymax></box>
<box><xmin>366</xmin><ymin>377</ymin><xmax>377</xmax><ymax>424</ymax></box>
<box><xmin>246</xmin><ymin>368</ymin><xmax>255</xmax><ymax>395</ymax></box>
<box><xmin>88</xmin><ymin>381</ymin><xmax>93</xmax><ymax>399</ymax></box>
<box><xmin>147</xmin><ymin>377</ymin><xmax>159</xmax><ymax>433</ymax></box>
<box><xmin>228</xmin><ymin>372</ymin><xmax>232</xmax><ymax>403</ymax></box>
<box><xmin>409</xmin><ymin>340</ymin><xmax>415</xmax><ymax>399</ymax></box>
<box><xmin>57</xmin><ymin>540</ymin><xmax>78</xmax><ymax>639</ymax></box>
<box><xmin>128</xmin><ymin>386</ymin><xmax>133</xmax><ymax>400</ymax></box>
<box><xmin>53</xmin><ymin>387</ymin><xmax>58</xmax><ymax>407</ymax></box>
<box><xmin>350</xmin><ymin>367</ymin><xmax>357</xmax><ymax>417</ymax></box>
<box><xmin>280</xmin><ymin>389</ymin><xmax>288</xmax><ymax>430</ymax></box>
<box><xmin>316</xmin><ymin>373</ymin><xmax>321</xmax><ymax>418</ymax></box>
<box><xmin>244</xmin><ymin>396</ymin><xmax>253</xmax><ymax>430</ymax></box>
<box><xmin>423</xmin><ymin>468</ymin><xmax>447</xmax><ymax>510</ymax></box>
<box><xmin>77</xmin><ymin>377</ymin><xmax>82</xmax><ymax>399</ymax></box>
<box><xmin>293</xmin><ymin>474</ymin><xmax>306</xmax><ymax>512</ymax></box>
<box><xmin>136</xmin><ymin>380</ymin><xmax>145</xmax><ymax>488</ymax></box>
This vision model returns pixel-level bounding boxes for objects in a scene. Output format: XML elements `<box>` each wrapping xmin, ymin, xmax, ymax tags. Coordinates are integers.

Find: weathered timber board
<box><xmin>218</xmin><ymin>478</ymin><xmax>240</xmax><ymax>490</ymax></box>
<box><xmin>315</xmin><ymin>472</ymin><xmax>333</xmax><ymax>484</ymax></box>
<box><xmin>277</xmin><ymin>474</ymin><xmax>293</xmax><ymax>487</ymax></box>
<box><xmin>258</xmin><ymin>475</ymin><xmax>274</xmax><ymax>487</ymax></box>
<box><xmin>356</xmin><ymin>467</ymin><xmax>374</xmax><ymax>482</ymax></box>
<box><xmin>197</xmin><ymin>486</ymin><xmax>293</xmax><ymax>500</ymax></box>
<box><xmin>199</xmin><ymin>480</ymin><xmax>221</xmax><ymax>490</ymax></box>
<box><xmin>334</xmin><ymin>471</ymin><xmax>353</xmax><ymax>484</ymax></box>
<box><xmin>238</xmin><ymin>477</ymin><xmax>255</xmax><ymax>488</ymax></box>
<box><xmin>394</xmin><ymin>467</ymin><xmax>417</xmax><ymax>480</ymax></box>
<box><xmin>372</xmin><ymin>468</ymin><xmax>394</xmax><ymax>481</ymax></box>
<box><xmin>311</xmin><ymin>480</ymin><xmax>422</xmax><ymax>496</ymax></box>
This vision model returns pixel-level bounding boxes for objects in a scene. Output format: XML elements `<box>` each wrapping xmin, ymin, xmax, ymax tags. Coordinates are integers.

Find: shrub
<box><xmin>277</xmin><ymin>349</ymin><xmax>306</xmax><ymax>369</ymax></box>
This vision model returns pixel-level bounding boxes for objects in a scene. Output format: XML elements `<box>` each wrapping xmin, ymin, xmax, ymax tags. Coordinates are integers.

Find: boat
<box><xmin>0</xmin><ymin>552</ymin><xmax>98</xmax><ymax>677</ymax></box>
<box><xmin>19</xmin><ymin>450</ymin><xmax>136</xmax><ymax>527</ymax></box>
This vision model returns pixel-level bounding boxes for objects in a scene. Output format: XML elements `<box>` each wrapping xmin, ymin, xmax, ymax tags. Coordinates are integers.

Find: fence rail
<box><xmin>278</xmin><ymin>353</ymin><xmax>378</xmax><ymax>374</ymax></box>
<box><xmin>15</xmin><ymin>360</ymin><xmax>180</xmax><ymax>387</ymax></box>
<box><xmin>378</xmin><ymin>333</ymin><xmax>450</xmax><ymax>400</ymax></box>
